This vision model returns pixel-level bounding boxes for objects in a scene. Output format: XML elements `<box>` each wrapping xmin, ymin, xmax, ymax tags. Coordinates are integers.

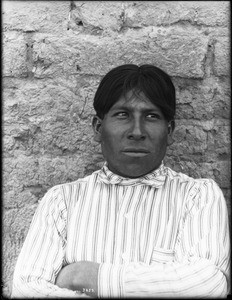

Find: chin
<box><xmin>108</xmin><ymin>158</ymin><xmax>163</xmax><ymax>178</ymax></box>
<box><xmin>119</xmin><ymin>166</ymin><xmax>155</xmax><ymax>178</ymax></box>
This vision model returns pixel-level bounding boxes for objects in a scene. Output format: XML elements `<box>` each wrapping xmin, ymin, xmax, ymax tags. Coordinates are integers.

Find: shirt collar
<box><xmin>98</xmin><ymin>161</ymin><xmax>167</xmax><ymax>188</ymax></box>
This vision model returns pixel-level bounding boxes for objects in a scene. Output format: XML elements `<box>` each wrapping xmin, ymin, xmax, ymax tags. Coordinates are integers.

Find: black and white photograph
<box><xmin>2</xmin><ymin>1</ymin><xmax>230</xmax><ymax>298</ymax></box>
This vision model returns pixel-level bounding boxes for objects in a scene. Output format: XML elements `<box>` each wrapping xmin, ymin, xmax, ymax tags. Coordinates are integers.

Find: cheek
<box><xmin>101</xmin><ymin>123</ymin><xmax>123</xmax><ymax>142</ymax></box>
<box><xmin>150</xmin><ymin>131</ymin><xmax>169</xmax><ymax>151</ymax></box>
<box><xmin>100</xmin><ymin>128</ymin><xmax>119</xmax><ymax>152</ymax></box>
<box><xmin>150</xmin><ymin>127</ymin><xmax>168</xmax><ymax>141</ymax></box>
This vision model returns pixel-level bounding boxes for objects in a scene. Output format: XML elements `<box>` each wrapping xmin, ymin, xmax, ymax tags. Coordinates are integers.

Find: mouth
<box><xmin>122</xmin><ymin>149</ymin><xmax>150</xmax><ymax>157</ymax></box>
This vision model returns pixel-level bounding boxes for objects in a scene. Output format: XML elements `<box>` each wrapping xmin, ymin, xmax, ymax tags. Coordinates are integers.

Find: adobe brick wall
<box><xmin>2</xmin><ymin>1</ymin><xmax>230</xmax><ymax>296</ymax></box>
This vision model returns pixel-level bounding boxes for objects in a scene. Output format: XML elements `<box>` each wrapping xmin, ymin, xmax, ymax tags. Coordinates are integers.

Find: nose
<box><xmin>127</xmin><ymin>118</ymin><xmax>146</xmax><ymax>140</ymax></box>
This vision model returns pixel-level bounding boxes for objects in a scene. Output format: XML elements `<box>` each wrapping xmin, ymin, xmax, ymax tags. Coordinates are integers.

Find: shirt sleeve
<box><xmin>11</xmin><ymin>185</ymin><xmax>85</xmax><ymax>298</ymax></box>
<box><xmin>98</xmin><ymin>179</ymin><xmax>230</xmax><ymax>298</ymax></box>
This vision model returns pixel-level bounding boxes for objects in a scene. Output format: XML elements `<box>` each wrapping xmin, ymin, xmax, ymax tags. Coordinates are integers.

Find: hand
<box><xmin>55</xmin><ymin>261</ymin><xmax>100</xmax><ymax>297</ymax></box>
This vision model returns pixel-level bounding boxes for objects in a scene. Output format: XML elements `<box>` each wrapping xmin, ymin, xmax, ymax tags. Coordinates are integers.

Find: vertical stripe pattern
<box><xmin>12</xmin><ymin>164</ymin><xmax>230</xmax><ymax>298</ymax></box>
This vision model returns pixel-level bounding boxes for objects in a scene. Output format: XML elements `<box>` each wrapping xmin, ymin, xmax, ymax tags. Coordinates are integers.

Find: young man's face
<box><xmin>93</xmin><ymin>91</ymin><xmax>174</xmax><ymax>178</ymax></box>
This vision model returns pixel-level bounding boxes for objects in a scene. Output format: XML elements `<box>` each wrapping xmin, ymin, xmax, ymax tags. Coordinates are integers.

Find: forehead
<box><xmin>110</xmin><ymin>90</ymin><xmax>161</xmax><ymax>111</ymax></box>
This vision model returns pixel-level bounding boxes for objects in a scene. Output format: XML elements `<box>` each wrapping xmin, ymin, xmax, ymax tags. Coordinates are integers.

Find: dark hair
<box><xmin>93</xmin><ymin>64</ymin><xmax>176</xmax><ymax>121</ymax></box>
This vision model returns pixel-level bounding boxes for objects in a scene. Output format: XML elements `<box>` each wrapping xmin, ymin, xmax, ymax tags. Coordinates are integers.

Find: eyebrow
<box><xmin>110</xmin><ymin>105</ymin><xmax>162</xmax><ymax>113</ymax></box>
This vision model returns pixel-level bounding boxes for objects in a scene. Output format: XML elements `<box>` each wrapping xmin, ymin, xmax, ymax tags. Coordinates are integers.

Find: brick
<box><xmin>4</xmin><ymin>156</ymin><xmax>40</xmax><ymax>191</ymax></box>
<box><xmin>37</xmin><ymin>156</ymin><xmax>85</xmax><ymax>187</ymax></box>
<box><xmin>214</xmin><ymin>36</ymin><xmax>230</xmax><ymax>76</ymax></box>
<box><xmin>207</xmin><ymin>124</ymin><xmax>230</xmax><ymax>156</ymax></box>
<box><xmin>3</xmin><ymin>32</ymin><xmax>27</xmax><ymax>77</ymax></box>
<box><xmin>190</xmin><ymin>1</ymin><xmax>230</xmax><ymax>27</ymax></box>
<box><xmin>221</xmin><ymin>188</ymin><xmax>231</xmax><ymax>214</ymax></box>
<box><xmin>71</xmin><ymin>1</ymin><xmax>124</xmax><ymax>32</ymax></box>
<box><xmin>164</xmin><ymin>158</ymin><xmax>230</xmax><ymax>190</ymax></box>
<box><xmin>3</xmin><ymin>206</ymin><xmax>38</xmax><ymax>296</ymax></box>
<box><xmin>147</xmin><ymin>27</ymin><xmax>207</xmax><ymax>78</ymax></box>
<box><xmin>174</xmin><ymin>77</ymin><xmax>231</xmax><ymax>120</ymax></box>
<box><xmin>4</xmin><ymin>188</ymin><xmax>42</xmax><ymax>210</ymax></box>
<box><xmin>4</xmin><ymin>207</ymin><xmax>37</xmax><ymax>245</ymax></box>
<box><xmin>124</xmin><ymin>1</ymin><xmax>230</xmax><ymax>27</ymax></box>
<box><xmin>31</xmin><ymin>27</ymin><xmax>207</xmax><ymax>78</ymax></box>
<box><xmin>202</xmin><ymin>162</ymin><xmax>231</xmax><ymax>189</ymax></box>
<box><xmin>167</xmin><ymin>118</ymin><xmax>230</xmax><ymax>167</ymax></box>
<box><xmin>3</xmin><ymin>77</ymin><xmax>99</xmax><ymax>156</ymax></box>
<box><xmin>170</xmin><ymin>124</ymin><xmax>208</xmax><ymax>155</ymax></box>
<box><xmin>2</xmin><ymin>1</ymin><xmax>70</xmax><ymax>33</ymax></box>
<box><xmin>210</xmin><ymin>78</ymin><xmax>231</xmax><ymax>119</ymax></box>
<box><xmin>3</xmin><ymin>154</ymin><xmax>103</xmax><ymax>203</ymax></box>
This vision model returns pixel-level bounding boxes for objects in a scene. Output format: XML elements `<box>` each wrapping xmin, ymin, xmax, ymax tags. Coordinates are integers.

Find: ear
<box><xmin>92</xmin><ymin>115</ymin><xmax>103</xmax><ymax>143</ymax></box>
<box><xmin>167</xmin><ymin>120</ymin><xmax>175</xmax><ymax>146</ymax></box>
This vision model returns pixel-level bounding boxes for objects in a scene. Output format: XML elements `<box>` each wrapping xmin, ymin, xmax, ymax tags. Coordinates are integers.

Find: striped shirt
<box><xmin>12</xmin><ymin>162</ymin><xmax>230</xmax><ymax>298</ymax></box>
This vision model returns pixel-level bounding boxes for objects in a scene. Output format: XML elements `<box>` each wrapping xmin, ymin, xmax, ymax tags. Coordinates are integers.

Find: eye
<box><xmin>114</xmin><ymin>112</ymin><xmax>129</xmax><ymax>119</ymax></box>
<box><xmin>146</xmin><ymin>113</ymin><xmax>161</xmax><ymax>120</ymax></box>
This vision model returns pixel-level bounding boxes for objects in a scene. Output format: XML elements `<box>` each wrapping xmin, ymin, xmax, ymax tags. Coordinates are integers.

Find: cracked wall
<box><xmin>2</xmin><ymin>1</ymin><xmax>230</xmax><ymax>297</ymax></box>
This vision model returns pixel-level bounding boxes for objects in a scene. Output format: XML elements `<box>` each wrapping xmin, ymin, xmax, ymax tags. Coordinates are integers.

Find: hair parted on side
<box><xmin>93</xmin><ymin>64</ymin><xmax>176</xmax><ymax>121</ymax></box>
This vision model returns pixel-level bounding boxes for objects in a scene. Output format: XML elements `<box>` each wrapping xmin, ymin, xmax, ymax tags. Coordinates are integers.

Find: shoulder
<box><xmin>166</xmin><ymin>166</ymin><xmax>221</xmax><ymax>189</ymax></box>
<box><xmin>39</xmin><ymin>170</ymin><xmax>101</xmax><ymax>207</ymax></box>
<box><xmin>57</xmin><ymin>169</ymin><xmax>100</xmax><ymax>193</ymax></box>
<box><xmin>165</xmin><ymin>167</ymin><xmax>225</xmax><ymax>204</ymax></box>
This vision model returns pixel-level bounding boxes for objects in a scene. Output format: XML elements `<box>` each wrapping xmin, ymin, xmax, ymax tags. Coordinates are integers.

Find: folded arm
<box><xmin>12</xmin><ymin>180</ymin><xmax>230</xmax><ymax>298</ymax></box>
<box><xmin>55</xmin><ymin>261</ymin><xmax>100</xmax><ymax>297</ymax></box>
<box><xmin>11</xmin><ymin>186</ymin><xmax>89</xmax><ymax>298</ymax></box>
<box><xmin>97</xmin><ymin>180</ymin><xmax>230</xmax><ymax>298</ymax></box>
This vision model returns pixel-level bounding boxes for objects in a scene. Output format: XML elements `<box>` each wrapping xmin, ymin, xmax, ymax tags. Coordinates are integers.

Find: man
<box><xmin>12</xmin><ymin>64</ymin><xmax>230</xmax><ymax>298</ymax></box>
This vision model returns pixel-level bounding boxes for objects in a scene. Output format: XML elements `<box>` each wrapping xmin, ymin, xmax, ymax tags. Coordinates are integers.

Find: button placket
<box><xmin>112</xmin><ymin>186</ymin><xmax>131</xmax><ymax>263</ymax></box>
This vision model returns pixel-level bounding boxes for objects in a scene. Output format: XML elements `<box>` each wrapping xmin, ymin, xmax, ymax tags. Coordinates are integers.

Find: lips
<box><xmin>122</xmin><ymin>148</ymin><xmax>150</xmax><ymax>157</ymax></box>
<box><xmin>123</xmin><ymin>148</ymin><xmax>150</xmax><ymax>153</ymax></box>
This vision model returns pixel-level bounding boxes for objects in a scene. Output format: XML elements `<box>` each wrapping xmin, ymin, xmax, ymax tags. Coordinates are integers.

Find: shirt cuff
<box><xmin>98</xmin><ymin>263</ymin><xmax>125</xmax><ymax>298</ymax></box>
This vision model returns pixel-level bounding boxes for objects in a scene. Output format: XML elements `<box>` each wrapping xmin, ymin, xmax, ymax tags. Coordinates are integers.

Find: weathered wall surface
<box><xmin>2</xmin><ymin>1</ymin><xmax>230</xmax><ymax>297</ymax></box>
